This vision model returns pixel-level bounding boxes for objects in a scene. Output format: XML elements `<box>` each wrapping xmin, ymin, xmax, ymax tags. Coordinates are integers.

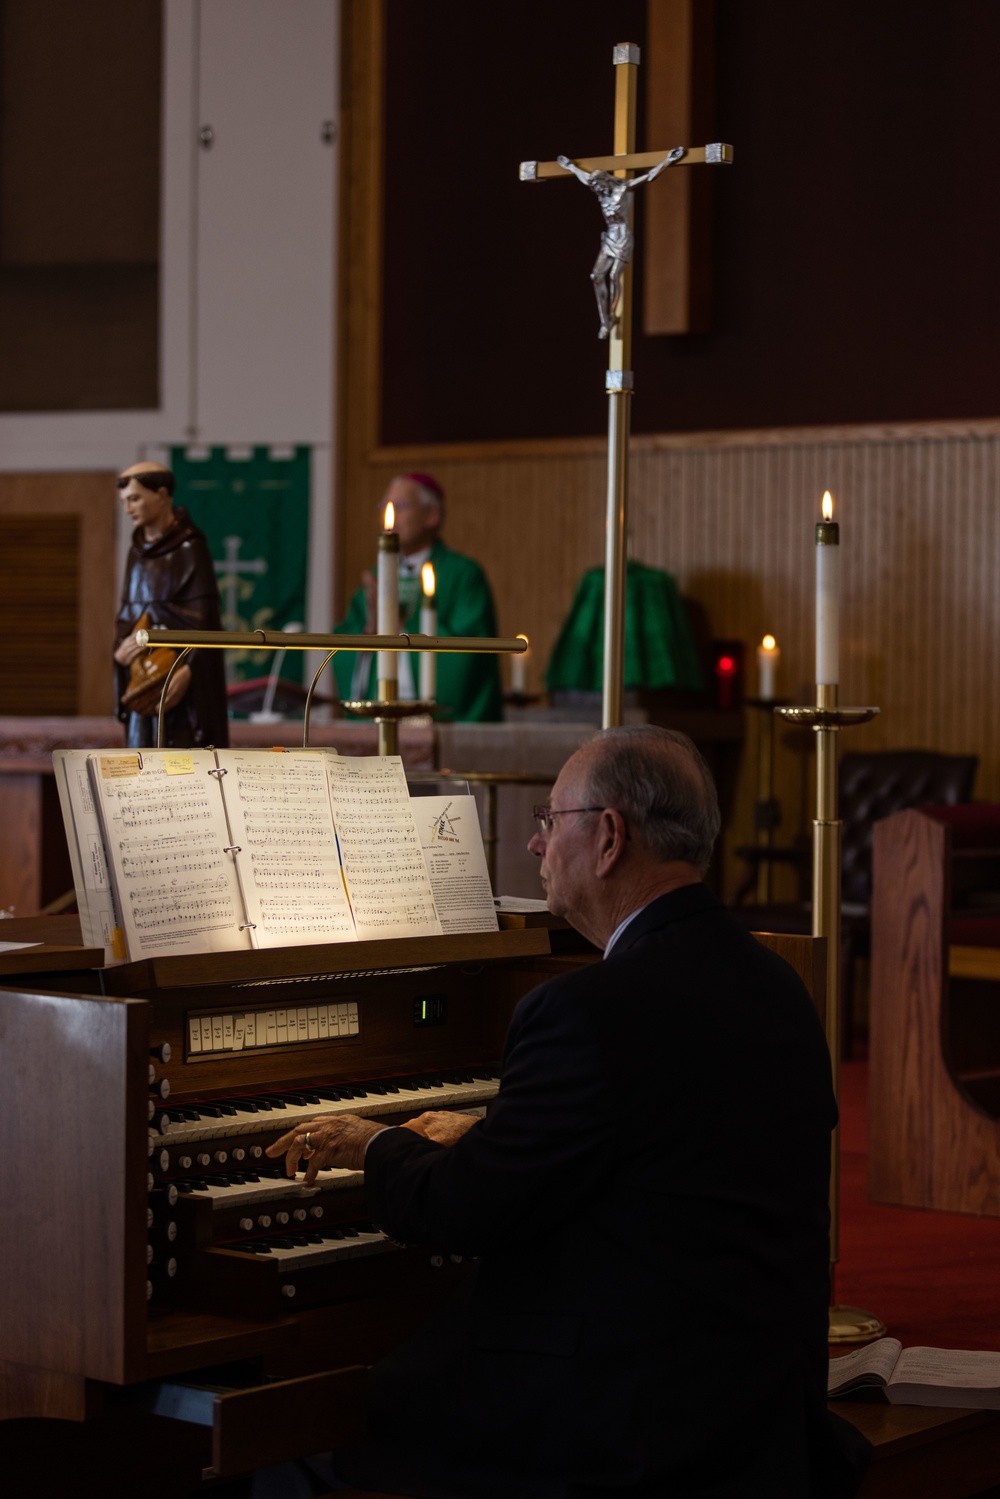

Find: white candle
<box><xmin>377</xmin><ymin>502</ymin><xmax>399</xmax><ymax>689</ymax></box>
<box><xmin>815</xmin><ymin>491</ymin><xmax>840</xmax><ymax>687</ymax></box>
<box><xmin>419</xmin><ymin>562</ymin><xmax>437</xmax><ymax>702</ymax></box>
<box><xmin>511</xmin><ymin>636</ymin><xmax>529</xmax><ymax>694</ymax></box>
<box><xmin>757</xmin><ymin>634</ymin><xmax>780</xmax><ymax>700</ymax></box>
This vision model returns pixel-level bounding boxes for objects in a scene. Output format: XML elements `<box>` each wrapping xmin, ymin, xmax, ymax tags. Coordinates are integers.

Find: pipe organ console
<box><xmin>0</xmin><ymin>922</ymin><xmax>591</xmax><ymax>1485</ymax></box>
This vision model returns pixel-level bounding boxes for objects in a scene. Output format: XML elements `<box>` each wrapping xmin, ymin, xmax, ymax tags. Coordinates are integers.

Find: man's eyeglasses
<box><xmin>532</xmin><ymin>804</ymin><xmax>607</xmax><ymax>837</ymax></box>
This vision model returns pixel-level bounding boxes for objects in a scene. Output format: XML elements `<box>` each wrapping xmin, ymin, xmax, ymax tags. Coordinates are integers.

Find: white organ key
<box><xmin>200</xmin><ymin>1016</ymin><xmax>213</xmax><ymax>1053</ymax></box>
<box><xmin>222</xmin><ymin>1228</ymin><xmax>395</xmax><ymax>1272</ymax></box>
<box><xmin>188</xmin><ymin>1018</ymin><xmax>202</xmax><ymax>1054</ymax></box>
<box><xmin>307</xmin><ymin>1006</ymin><xmax>319</xmax><ymax>1041</ymax></box>
<box><xmin>244</xmin><ymin>1012</ymin><xmax>257</xmax><ymax>1048</ymax></box>
<box><xmin>152</xmin><ymin>1078</ymin><xmax>498</xmax><ymax>1145</ymax></box>
<box><xmin>178</xmin><ymin>1166</ymin><xmax>362</xmax><ymax>1208</ymax></box>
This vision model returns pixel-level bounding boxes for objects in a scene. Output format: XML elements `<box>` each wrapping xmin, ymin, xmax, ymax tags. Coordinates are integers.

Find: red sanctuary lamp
<box><xmin>714</xmin><ymin>650</ymin><xmax>739</xmax><ymax>709</ymax></box>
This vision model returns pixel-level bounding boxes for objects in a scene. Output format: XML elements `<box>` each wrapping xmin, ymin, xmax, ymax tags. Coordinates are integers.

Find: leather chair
<box><xmin>731</xmin><ymin>749</ymin><xmax>979</xmax><ymax>1054</ymax></box>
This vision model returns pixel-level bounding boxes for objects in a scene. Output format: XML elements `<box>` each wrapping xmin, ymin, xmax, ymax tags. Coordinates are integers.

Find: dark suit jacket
<box><xmin>336</xmin><ymin>885</ymin><xmax>867</xmax><ymax>1498</ymax></box>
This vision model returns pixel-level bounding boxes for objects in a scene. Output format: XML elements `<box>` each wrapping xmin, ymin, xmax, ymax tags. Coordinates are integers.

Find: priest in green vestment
<box><xmin>546</xmin><ymin>560</ymin><xmax>705</xmax><ymax>695</ymax></box>
<box><xmin>333</xmin><ymin>473</ymin><xmax>503</xmax><ymax>723</ymax></box>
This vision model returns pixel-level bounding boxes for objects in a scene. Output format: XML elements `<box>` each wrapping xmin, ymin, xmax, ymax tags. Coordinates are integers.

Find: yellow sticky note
<box><xmin>164</xmin><ymin>753</ymin><xmax>195</xmax><ymax>775</ymax></box>
<box><xmin>99</xmin><ymin>754</ymin><xmax>141</xmax><ymax>780</ymax></box>
<box><xmin>112</xmin><ymin>927</ymin><xmax>127</xmax><ymax>960</ymax></box>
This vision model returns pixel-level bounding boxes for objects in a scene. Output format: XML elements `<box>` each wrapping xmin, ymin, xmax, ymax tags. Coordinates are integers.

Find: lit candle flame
<box><xmin>822</xmin><ymin>491</ymin><xmax>834</xmax><ymax>521</ymax></box>
<box><xmin>761</xmin><ymin>634</ymin><xmax>777</xmax><ymax>652</ymax></box>
<box><xmin>421</xmin><ymin>562</ymin><xmax>436</xmax><ymax>597</ymax></box>
<box><xmin>384</xmin><ymin>501</ymin><xmax>395</xmax><ymax>530</ymax></box>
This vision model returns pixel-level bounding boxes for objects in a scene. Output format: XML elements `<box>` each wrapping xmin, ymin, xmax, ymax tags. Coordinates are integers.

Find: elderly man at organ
<box><xmin>265</xmin><ymin>729</ymin><xmax>867</xmax><ymax>1499</ymax></box>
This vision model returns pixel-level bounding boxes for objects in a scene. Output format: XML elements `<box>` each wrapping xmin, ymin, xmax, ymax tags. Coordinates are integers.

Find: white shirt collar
<box><xmin>399</xmin><ymin>546</ymin><xmax>432</xmax><ymax>573</ymax></box>
<box><xmin>603</xmin><ymin>902</ymin><xmax>651</xmax><ymax>958</ymax></box>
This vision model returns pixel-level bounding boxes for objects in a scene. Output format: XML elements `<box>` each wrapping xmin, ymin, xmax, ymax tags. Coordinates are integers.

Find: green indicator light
<box><xmin>422</xmin><ymin>1000</ymin><xmax>427</xmax><ymax>1020</ymax></box>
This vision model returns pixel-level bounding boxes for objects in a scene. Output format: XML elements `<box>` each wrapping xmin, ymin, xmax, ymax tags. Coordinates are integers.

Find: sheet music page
<box><xmin>325</xmin><ymin>755</ymin><xmax>442</xmax><ymax>940</ymax></box>
<box><xmin>52</xmin><ymin>750</ymin><xmax>121</xmax><ymax>961</ymax></box>
<box><xmin>87</xmin><ymin>750</ymin><xmax>250</xmax><ymax>960</ymax></box>
<box><xmin>416</xmin><ymin>795</ymin><xmax>499</xmax><ymax>934</ymax></box>
<box><xmin>215</xmin><ymin>750</ymin><xmax>357</xmax><ymax>946</ymax></box>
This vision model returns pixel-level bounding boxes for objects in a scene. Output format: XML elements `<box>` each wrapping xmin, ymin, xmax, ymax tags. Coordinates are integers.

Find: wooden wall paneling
<box><xmin>0</xmin><ymin>989</ymin><xmax>149</xmax><ymax>1407</ymax></box>
<box><xmin>0</xmin><ymin>772</ymin><xmax>42</xmax><ymax>913</ymax></box>
<box><xmin>0</xmin><ymin>513</ymin><xmax>78</xmax><ymax>713</ymax></box>
<box><xmin>644</xmin><ymin>0</ymin><xmax>716</xmax><ymax>335</ymax></box>
<box><xmin>343</xmin><ymin>429</ymin><xmax>1000</xmax><ymax>892</ymax></box>
<box><xmin>0</xmin><ymin>472</ymin><xmax>117</xmax><ymax>715</ymax></box>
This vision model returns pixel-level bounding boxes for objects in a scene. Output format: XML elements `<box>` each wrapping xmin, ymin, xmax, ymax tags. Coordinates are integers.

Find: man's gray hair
<box><xmin>396</xmin><ymin>475</ymin><xmax>446</xmax><ymax>524</ymax></box>
<box><xmin>583</xmin><ymin>725</ymin><xmax>721</xmax><ymax>872</ymax></box>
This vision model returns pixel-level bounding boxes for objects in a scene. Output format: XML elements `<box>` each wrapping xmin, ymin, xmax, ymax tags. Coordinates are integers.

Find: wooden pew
<box><xmin>870</xmin><ymin>805</ymin><xmax>1000</xmax><ymax>1215</ymax></box>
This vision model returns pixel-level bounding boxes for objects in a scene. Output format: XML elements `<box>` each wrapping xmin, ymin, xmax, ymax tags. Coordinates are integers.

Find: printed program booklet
<box><xmin>828</xmin><ymin>1338</ymin><xmax>1000</xmax><ymax>1408</ymax></box>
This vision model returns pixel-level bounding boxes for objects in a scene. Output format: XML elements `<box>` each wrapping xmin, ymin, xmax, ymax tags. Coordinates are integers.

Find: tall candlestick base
<box><xmin>341</xmin><ymin>698</ymin><xmax>436</xmax><ymax>759</ymax></box>
<box><xmin>777</xmin><ymin>692</ymin><xmax>883</xmax><ymax>1343</ymax></box>
<box><xmin>829</xmin><ymin>1303</ymin><xmax>887</xmax><ymax>1345</ymax></box>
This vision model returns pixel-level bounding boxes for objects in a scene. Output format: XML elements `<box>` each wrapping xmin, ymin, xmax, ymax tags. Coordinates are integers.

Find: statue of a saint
<box><xmin>557</xmin><ymin>147</ymin><xmax>685</xmax><ymax>338</ymax></box>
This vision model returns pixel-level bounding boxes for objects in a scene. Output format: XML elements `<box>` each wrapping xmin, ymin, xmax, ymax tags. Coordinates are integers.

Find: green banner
<box><xmin>170</xmin><ymin>444</ymin><xmax>310</xmax><ymax>691</ymax></box>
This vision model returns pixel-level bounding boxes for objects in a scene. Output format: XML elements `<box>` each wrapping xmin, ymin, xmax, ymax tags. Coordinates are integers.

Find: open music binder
<box><xmin>55</xmin><ymin>748</ymin><xmax>497</xmax><ymax>964</ymax></box>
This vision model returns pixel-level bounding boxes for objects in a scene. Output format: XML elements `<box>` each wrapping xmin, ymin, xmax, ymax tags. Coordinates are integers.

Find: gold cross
<box><xmin>519</xmin><ymin>41</ymin><xmax>733</xmax><ymax>725</ymax></box>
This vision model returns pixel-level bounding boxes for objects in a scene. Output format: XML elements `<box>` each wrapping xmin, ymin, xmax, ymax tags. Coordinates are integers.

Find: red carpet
<box><xmin>835</xmin><ymin>1060</ymin><xmax>1000</xmax><ymax>1350</ymax></box>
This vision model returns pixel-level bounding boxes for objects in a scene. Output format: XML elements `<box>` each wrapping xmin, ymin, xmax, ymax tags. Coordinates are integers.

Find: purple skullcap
<box><xmin>403</xmin><ymin>472</ymin><xmax>445</xmax><ymax>503</ymax></box>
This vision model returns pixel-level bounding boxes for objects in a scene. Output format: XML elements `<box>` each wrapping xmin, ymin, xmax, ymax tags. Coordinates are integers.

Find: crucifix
<box><xmin>519</xmin><ymin>42</ymin><xmax>732</xmax><ymax>728</ymax></box>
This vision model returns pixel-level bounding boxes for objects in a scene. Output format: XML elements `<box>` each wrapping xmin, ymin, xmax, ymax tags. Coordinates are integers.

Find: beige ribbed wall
<box><xmin>346</xmin><ymin>428</ymin><xmax>1000</xmax><ymax>891</ymax></box>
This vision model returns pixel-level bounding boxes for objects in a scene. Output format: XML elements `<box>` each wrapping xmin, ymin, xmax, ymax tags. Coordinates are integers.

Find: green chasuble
<box><xmin>333</xmin><ymin>540</ymin><xmax>503</xmax><ymax>723</ymax></box>
<box><xmin>546</xmin><ymin>561</ymin><xmax>705</xmax><ymax>695</ymax></box>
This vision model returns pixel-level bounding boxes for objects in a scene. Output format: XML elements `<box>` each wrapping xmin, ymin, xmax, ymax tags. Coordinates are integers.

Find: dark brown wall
<box><xmin>380</xmin><ymin>0</ymin><xmax>1000</xmax><ymax>444</ymax></box>
<box><xmin>0</xmin><ymin>0</ymin><xmax>161</xmax><ymax>410</ymax></box>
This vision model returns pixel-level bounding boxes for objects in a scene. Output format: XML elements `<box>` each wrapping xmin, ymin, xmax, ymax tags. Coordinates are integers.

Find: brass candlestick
<box><xmin>778</xmin><ymin>686</ymin><xmax>885</xmax><ymax>1344</ymax></box>
<box><xmin>745</xmin><ymin>696</ymin><xmax>786</xmax><ymax>902</ymax></box>
<box><xmin>341</xmin><ymin>697</ymin><xmax>434</xmax><ymax>757</ymax></box>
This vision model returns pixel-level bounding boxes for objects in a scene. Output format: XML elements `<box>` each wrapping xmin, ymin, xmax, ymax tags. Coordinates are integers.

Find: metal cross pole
<box><xmin>520</xmin><ymin>42</ymin><xmax>732</xmax><ymax>727</ymax></box>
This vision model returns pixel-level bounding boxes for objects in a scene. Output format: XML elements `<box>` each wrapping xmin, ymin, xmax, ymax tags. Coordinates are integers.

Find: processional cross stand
<box><xmin>523</xmin><ymin>44</ymin><xmax>885</xmax><ymax>1345</ymax></box>
<box><xmin>519</xmin><ymin>41</ymin><xmax>732</xmax><ymax>728</ymax></box>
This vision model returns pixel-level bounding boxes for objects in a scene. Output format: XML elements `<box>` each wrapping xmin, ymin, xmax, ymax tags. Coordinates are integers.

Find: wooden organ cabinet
<box><xmin>0</xmin><ymin>920</ymin><xmax>590</xmax><ymax>1491</ymax></box>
